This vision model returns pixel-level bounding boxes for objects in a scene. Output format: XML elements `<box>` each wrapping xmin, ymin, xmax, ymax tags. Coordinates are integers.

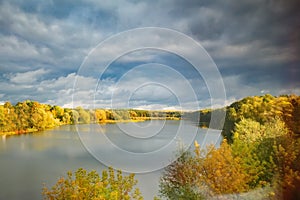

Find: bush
<box><xmin>43</xmin><ymin>167</ymin><xmax>143</xmax><ymax>200</ymax></box>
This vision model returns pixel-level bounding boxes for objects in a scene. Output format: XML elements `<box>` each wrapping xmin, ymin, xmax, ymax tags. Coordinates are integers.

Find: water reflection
<box><xmin>76</xmin><ymin>120</ymin><xmax>221</xmax><ymax>173</ymax></box>
<box><xmin>1</xmin><ymin>134</ymin><xmax>6</xmax><ymax>149</ymax></box>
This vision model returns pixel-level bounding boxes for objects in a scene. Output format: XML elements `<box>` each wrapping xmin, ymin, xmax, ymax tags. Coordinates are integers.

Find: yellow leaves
<box><xmin>43</xmin><ymin>167</ymin><xmax>143</xmax><ymax>200</ymax></box>
<box><xmin>160</xmin><ymin>94</ymin><xmax>300</xmax><ymax>199</ymax></box>
<box><xmin>0</xmin><ymin>100</ymin><xmax>75</xmax><ymax>134</ymax></box>
<box><xmin>95</xmin><ymin>109</ymin><xmax>107</xmax><ymax>123</ymax></box>
<box><xmin>274</xmin><ymin>110</ymin><xmax>283</xmax><ymax>115</ymax></box>
<box><xmin>185</xmin><ymin>141</ymin><xmax>250</xmax><ymax>196</ymax></box>
<box><xmin>202</xmin><ymin>140</ymin><xmax>249</xmax><ymax>195</ymax></box>
<box><xmin>162</xmin><ymin>129</ymin><xmax>299</xmax><ymax>199</ymax></box>
<box><xmin>233</xmin><ymin>132</ymin><xmax>239</xmax><ymax>139</ymax></box>
<box><xmin>194</xmin><ymin>141</ymin><xmax>200</xmax><ymax>157</ymax></box>
<box><xmin>109</xmin><ymin>191</ymin><xmax>119</xmax><ymax>200</ymax></box>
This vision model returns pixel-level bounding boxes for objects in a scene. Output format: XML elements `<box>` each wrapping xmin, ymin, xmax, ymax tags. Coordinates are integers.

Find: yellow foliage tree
<box><xmin>95</xmin><ymin>109</ymin><xmax>107</xmax><ymax>123</ymax></box>
<box><xmin>201</xmin><ymin>140</ymin><xmax>249</xmax><ymax>195</ymax></box>
<box><xmin>43</xmin><ymin>167</ymin><xmax>143</xmax><ymax>200</ymax></box>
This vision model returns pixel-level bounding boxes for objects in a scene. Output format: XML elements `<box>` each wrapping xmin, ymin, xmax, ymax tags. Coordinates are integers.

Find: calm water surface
<box><xmin>0</xmin><ymin>120</ymin><xmax>221</xmax><ymax>200</ymax></box>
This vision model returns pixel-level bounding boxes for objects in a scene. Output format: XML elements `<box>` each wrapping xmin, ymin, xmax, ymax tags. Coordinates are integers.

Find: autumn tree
<box><xmin>224</xmin><ymin>95</ymin><xmax>299</xmax><ymax>139</ymax></box>
<box><xmin>279</xmin><ymin>94</ymin><xmax>300</xmax><ymax>135</ymax></box>
<box><xmin>159</xmin><ymin>141</ymin><xmax>250</xmax><ymax>199</ymax></box>
<box><xmin>62</xmin><ymin>108</ymin><xmax>72</xmax><ymax>124</ymax></box>
<box><xmin>51</xmin><ymin>105</ymin><xmax>65</xmax><ymax>122</ymax></box>
<box><xmin>0</xmin><ymin>102</ymin><xmax>17</xmax><ymax>132</ymax></box>
<box><xmin>95</xmin><ymin>109</ymin><xmax>107</xmax><ymax>123</ymax></box>
<box><xmin>200</xmin><ymin>141</ymin><xmax>249</xmax><ymax>195</ymax></box>
<box><xmin>271</xmin><ymin>133</ymin><xmax>300</xmax><ymax>199</ymax></box>
<box><xmin>76</xmin><ymin>107</ymin><xmax>90</xmax><ymax>124</ymax></box>
<box><xmin>0</xmin><ymin>101</ymin><xmax>73</xmax><ymax>134</ymax></box>
<box><xmin>129</xmin><ymin>110</ymin><xmax>137</xmax><ymax>119</ymax></box>
<box><xmin>14</xmin><ymin>101</ymin><xmax>31</xmax><ymax>132</ymax></box>
<box><xmin>159</xmin><ymin>149</ymin><xmax>204</xmax><ymax>200</ymax></box>
<box><xmin>43</xmin><ymin>167</ymin><xmax>143</xmax><ymax>200</ymax></box>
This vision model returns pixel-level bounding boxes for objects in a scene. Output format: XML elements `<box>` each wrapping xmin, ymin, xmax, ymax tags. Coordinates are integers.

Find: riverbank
<box><xmin>0</xmin><ymin>128</ymin><xmax>41</xmax><ymax>136</ymax></box>
<box><xmin>100</xmin><ymin>117</ymin><xmax>180</xmax><ymax>124</ymax></box>
<box><xmin>0</xmin><ymin>101</ymin><xmax>183</xmax><ymax>136</ymax></box>
<box><xmin>0</xmin><ymin>117</ymin><xmax>181</xmax><ymax>136</ymax></box>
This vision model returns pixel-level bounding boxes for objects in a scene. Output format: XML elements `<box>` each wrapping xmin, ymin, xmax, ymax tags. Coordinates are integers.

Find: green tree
<box><xmin>231</xmin><ymin>137</ymin><xmax>265</xmax><ymax>188</ymax></box>
<box><xmin>232</xmin><ymin>117</ymin><xmax>290</xmax><ymax>188</ymax></box>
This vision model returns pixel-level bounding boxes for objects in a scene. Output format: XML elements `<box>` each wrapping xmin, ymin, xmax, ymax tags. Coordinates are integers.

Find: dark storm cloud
<box><xmin>169</xmin><ymin>0</ymin><xmax>299</xmax><ymax>46</ymax></box>
<box><xmin>166</xmin><ymin>0</ymin><xmax>300</xmax><ymax>97</ymax></box>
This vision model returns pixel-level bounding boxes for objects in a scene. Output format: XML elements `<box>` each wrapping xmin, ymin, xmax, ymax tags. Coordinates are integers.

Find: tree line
<box><xmin>184</xmin><ymin>94</ymin><xmax>300</xmax><ymax>142</ymax></box>
<box><xmin>0</xmin><ymin>100</ymin><xmax>181</xmax><ymax>134</ymax></box>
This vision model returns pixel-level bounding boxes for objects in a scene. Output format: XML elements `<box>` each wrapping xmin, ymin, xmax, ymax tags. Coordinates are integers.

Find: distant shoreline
<box><xmin>0</xmin><ymin>117</ymin><xmax>181</xmax><ymax>136</ymax></box>
<box><xmin>0</xmin><ymin>100</ymin><xmax>182</xmax><ymax>136</ymax></box>
<box><xmin>99</xmin><ymin>117</ymin><xmax>180</xmax><ymax>124</ymax></box>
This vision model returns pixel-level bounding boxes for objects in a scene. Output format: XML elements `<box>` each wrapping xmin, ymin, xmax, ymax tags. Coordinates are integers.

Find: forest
<box><xmin>184</xmin><ymin>94</ymin><xmax>300</xmax><ymax>141</ymax></box>
<box><xmin>159</xmin><ymin>94</ymin><xmax>300</xmax><ymax>199</ymax></box>
<box><xmin>0</xmin><ymin>101</ymin><xmax>181</xmax><ymax>135</ymax></box>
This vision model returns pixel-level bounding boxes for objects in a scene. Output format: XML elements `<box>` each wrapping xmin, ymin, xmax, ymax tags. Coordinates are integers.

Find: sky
<box><xmin>0</xmin><ymin>0</ymin><xmax>299</xmax><ymax>110</ymax></box>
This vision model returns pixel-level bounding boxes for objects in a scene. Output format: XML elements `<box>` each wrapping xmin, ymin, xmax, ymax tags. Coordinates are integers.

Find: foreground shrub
<box><xmin>43</xmin><ymin>167</ymin><xmax>143</xmax><ymax>200</ymax></box>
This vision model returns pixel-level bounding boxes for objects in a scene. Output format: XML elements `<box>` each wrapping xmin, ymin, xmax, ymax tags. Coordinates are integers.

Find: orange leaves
<box><xmin>159</xmin><ymin>141</ymin><xmax>250</xmax><ymax>199</ymax></box>
<box><xmin>202</xmin><ymin>141</ymin><xmax>249</xmax><ymax>195</ymax></box>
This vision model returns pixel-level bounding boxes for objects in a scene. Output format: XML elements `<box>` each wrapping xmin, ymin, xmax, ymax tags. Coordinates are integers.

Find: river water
<box><xmin>0</xmin><ymin>120</ymin><xmax>222</xmax><ymax>200</ymax></box>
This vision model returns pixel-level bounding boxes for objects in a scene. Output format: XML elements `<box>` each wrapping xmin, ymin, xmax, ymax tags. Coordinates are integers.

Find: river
<box><xmin>0</xmin><ymin>120</ymin><xmax>222</xmax><ymax>200</ymax></box>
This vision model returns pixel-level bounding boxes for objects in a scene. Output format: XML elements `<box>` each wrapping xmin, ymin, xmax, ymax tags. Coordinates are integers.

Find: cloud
<box><xmin>0</xmin><ymin>71</ymin><xmax>95</xmax><ymax>106</ymax></box>
<box><xmin>162</xmin><ymin>0</ymin><xmax>300</xmax><ymax>90</ymax></box>
<box><xmin>0</xmin><ymin>0</ymin><xmax>299</xmax><ymax>109</ymax></box>
<box><xmin>0</xmin><ymin>35</ymin><xmax>42</xmax><ymax>61</ymax></box>
<box><xmin>94</xmin><ymin>63</ymin><xmax>206</xmax><ymax>110</ymax></box>
<box><xmin>0</xmin><ymin>1</ymin><xmax>104</xmax><ymax>76</ymax></box>
<box><xmin>6</xmin><ymin>68</ymin><xmax>49</xmax><ymax>84</ymax></box>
